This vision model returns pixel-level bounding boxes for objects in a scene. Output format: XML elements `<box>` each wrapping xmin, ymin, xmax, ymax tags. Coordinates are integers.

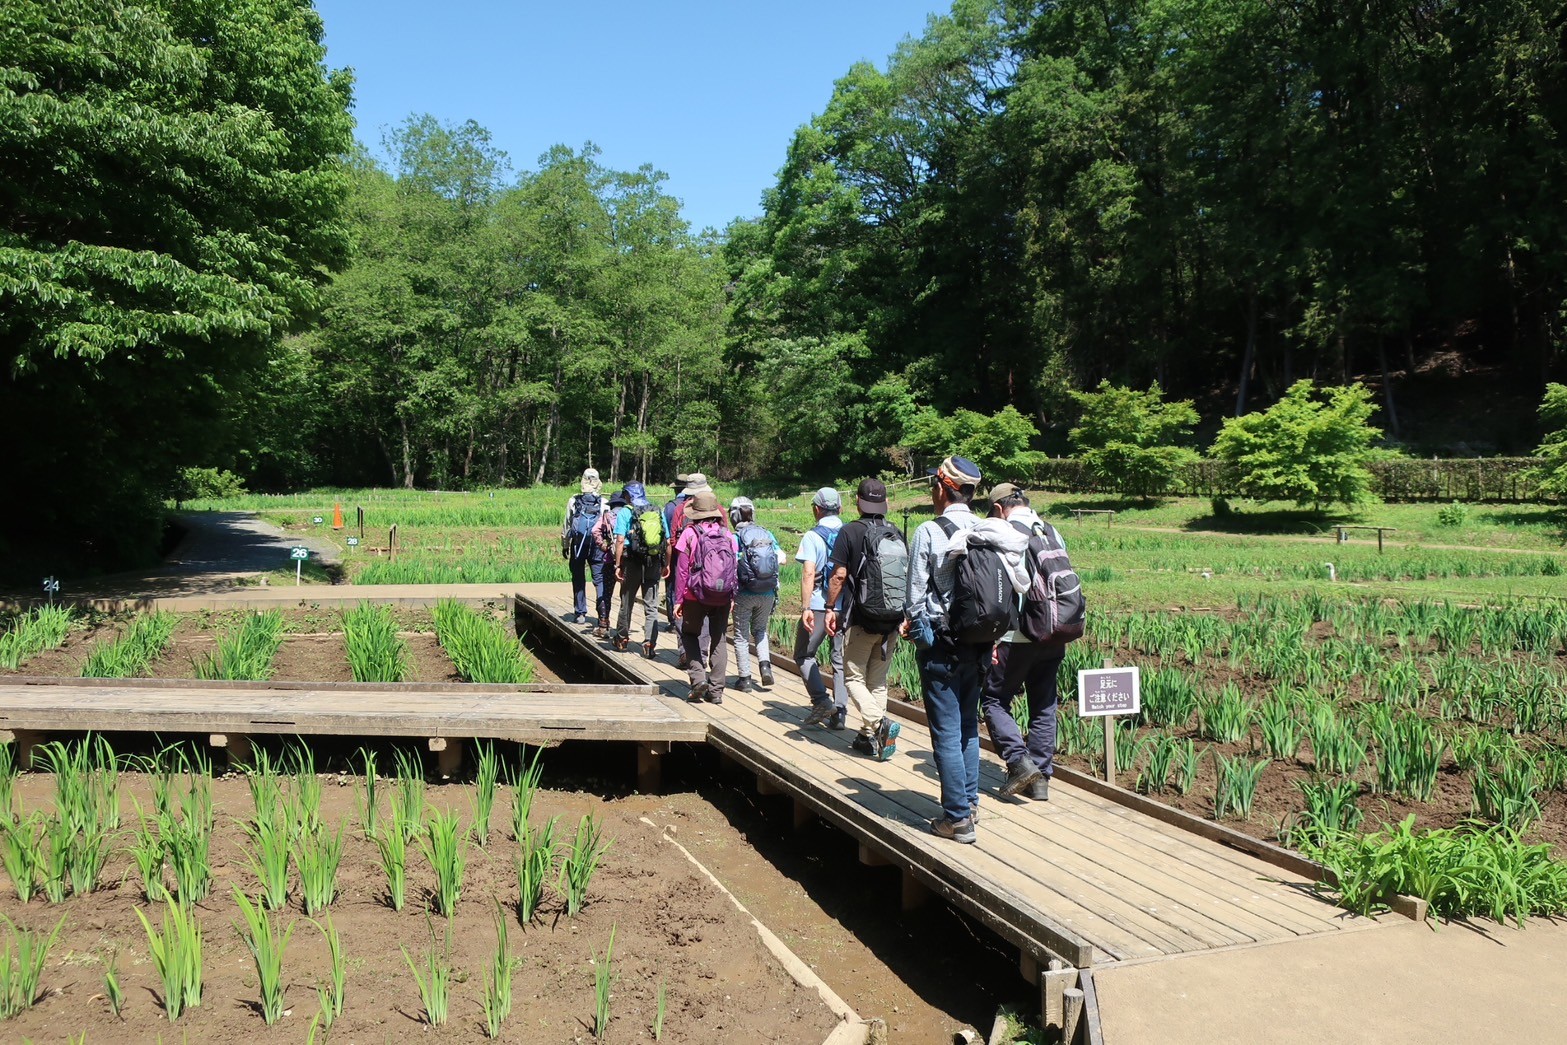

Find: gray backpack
<box><xmin>852</xmin><ymin>519</ymin><xmax>908</xmax><ymax>633</ymax></box>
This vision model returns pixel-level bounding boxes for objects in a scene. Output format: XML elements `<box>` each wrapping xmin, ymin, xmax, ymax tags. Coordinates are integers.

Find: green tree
<box><xmin>1069</xmin><ymin>382</ymin><xmax>1200</xmax><ymax>500</ymax></box>
<box><xmin>905</xmin><ymin>404</ymin><xmax>1043</xmax><ymax>483</ymax></box>
<box><xmin>0</xmin><ymin>0</ymin><xmax>352</xmax><ymax>566</ymax></box>
<box><xmin>1210</xmin><ymin>381</ymin><xmax>1386</xmax><ymax>509</ymax></box>
<box><xmin>1526</xmin><ymin>384</ymin><xmax>1567</xmax><ymax>500</ymax></box>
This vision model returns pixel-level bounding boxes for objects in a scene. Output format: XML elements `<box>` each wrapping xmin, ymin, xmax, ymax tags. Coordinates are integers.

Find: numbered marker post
<box><xmin>41</xmin><ymin>576</ymin><xmax>59</xmax><ymax>607</ymax></box>
<box><xmin>346</xmin><ymin>537</ymin><xmax>360</xmax><ymax>554</ymax></box>
<box><xmin>312</xmin><ymin>515</ymin><xmax>324</xmax><ymax>526</ymax></box>
<box><xmin>290</xmin><ymin>546</ymin><xmax>309</xmax><ymax>585</ymax></box>
<box><xmin>1077</xmin><ymin>660</ymin><xmax>1141</xmax><ymax>787</ymax></box>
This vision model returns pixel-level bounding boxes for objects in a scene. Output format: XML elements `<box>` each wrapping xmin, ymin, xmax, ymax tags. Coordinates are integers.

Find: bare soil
<box><xmin>0</xmin><ymin>619</ymin><xmax>122</xmax><ymax>678</ymax></box>
<box><xmin>2</xmin><ymin>774</ymin><xmax>841</xmax><ymax>1044</ymax></box>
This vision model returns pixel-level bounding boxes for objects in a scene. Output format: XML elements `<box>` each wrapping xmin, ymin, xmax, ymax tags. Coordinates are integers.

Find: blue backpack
<box><xmin>811</xmin><ymin>523</ymin><xmax>839</xmax><ymax>598</ymax></box>
<box><xmin>567</xmin><ymin>493</ymin><xmax>602</xmax><ymax>558</ymax></box>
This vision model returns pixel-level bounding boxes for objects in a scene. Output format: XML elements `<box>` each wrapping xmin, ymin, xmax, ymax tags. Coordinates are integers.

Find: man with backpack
<box><xmin>561</xmin><ymin>468</ymin><xmax>605</xmax><ymax>625</ymax></box>
<box><xmin>672</xmin><ymin>490</ymin><xmax>736</xmax><ymax>704</ymax></box>
<box><xmin>797</xmin><ymin>487</ymin><xmax>848</xmax><ymax>728</ymax></box>
<box><xmin>980</xmin><ymin>484</ymin><xmax>1085</xmax><ymax>801</ymax></box>
<box><xmin>612</xmin><ymin>482</ymin><xmax>666</xmax><ymax>657</ymax></box>
<box><xmin>730</xmin><ymin>496</ymin><xmax>780</xmax><ymax>692</ymax></box>
<box><xmin>589</xmin><ymin>488</ymin><xmax>627</xmax><ymax>637</ymax></box>
<box><xmin>823</xmin><ymin>478</ymin><xmax>907</xmax><ymax>760</ymax></box>
<box><xmin>901</xmin><ymin>455</ymin><xmax>992</xmax><ymax>844</ymax></box>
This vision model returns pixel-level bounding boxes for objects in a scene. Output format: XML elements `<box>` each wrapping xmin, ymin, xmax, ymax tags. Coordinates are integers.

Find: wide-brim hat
<box><xmin>673</xmin><ymin>472</ymin><xmax>692</xmax><ymax>492</ymax></box>
<box><xmin>607</xmin><ymin>490</ymin><xmax>629</xmax><ymax>509</ymax></box>
<box><xmin>581</xmin><ymin>468</ymin><xmax>602</xmax><ymax>494</ymax></box>
<box><xmin>684</xmin><ymin>472</ymin><xmax>713</xmax><ymax>496</ymax></box>
<box><xmin>684</xmin><ymin>490</ymin><xmax>722</xmax><ymax>521</ymax></box>
<box><xmin>856</xmin><ymin>477</ymin><xmax>888</xmax><ymax>516</ymax></box>
<box><xmin>927</xmin><ymin>455</ymin><xmax>982</xmax><ymax>491</ymax></box>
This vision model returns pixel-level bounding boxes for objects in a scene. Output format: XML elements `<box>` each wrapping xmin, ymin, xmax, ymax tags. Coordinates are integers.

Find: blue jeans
<box><xmin>981</xmin><ymin>643</ymin><xmax>1063</xmax><ymax>777</ymax></box>
<box><xmin>590</xmin><ymin>553</ymin><xmax>613</xmax><ymax>624</ymax></box>
<box><xmin>569</xmin><ymin>551</ymin><xmax>596</xmax><ymax>617</ymax></box>
<box><xmin>919</xmin><ymin>643</ymin><xmax>988</xmax><ymax>823</ymax></box>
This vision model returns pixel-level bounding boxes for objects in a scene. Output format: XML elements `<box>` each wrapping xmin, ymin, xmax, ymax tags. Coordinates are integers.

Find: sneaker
<box><xmin>706</xmin><ymin>691</ymin><xmax>723</xmax><ymax>705</ymax></box>
<box><xmin>759</xmin><ymin>663</ymin><xmax>775</xmax><ymax>687</ymax></box>
<box><xmin>829</xmin><ymin>708</ymin><xmax>847</xmax><ymax>731</ymax></box>
<box><xmin>643</xmin><ymin>641</ymin><xmax>656</xmax><ymax>659</ymax></box>
<box><xmin>686</xmin><ymin>682</ymin><xmax>709</xmax><ymax>704</ymax></box>
<box><xmin>573</xmin><ymin>613</ymin><xmax>588</xmax><ymax>625</ymax></box>
<box><xmin>613</xmin><ymin>635</ymin><xmax>629</xmax><ymax>652</ymax></box>
<box><xmin>875</xmin><ymin>718</ymin><xmax>901</xmax><ymax>761</ymax></box>
<box><xmin>930</xmin><ymin>816</ymin><xmax>976</xmax><ymax>844</ymax></box>
<box><xmin>1028</xmin><ymin>777</ymin><xmax>1050</xmax><ymax>801</ymax></box>
<box><xmin>734</xmin><ymin>677</ymin><xmax>754</xmax><ymax>693</ymax></box>
<box><xmin>851</xmin><ymin>735</ymin><xmax>876</xmax><ymax>756</ymax></box>
<box><xmin>1000</xmin><ymin>759</ymin><xmax>1044</xmax><ymax>798</ymax></box>
<box><xmin>802</xmin><ymin>703</ymin><xmax>834</xmax><ymax>727</ymax></box>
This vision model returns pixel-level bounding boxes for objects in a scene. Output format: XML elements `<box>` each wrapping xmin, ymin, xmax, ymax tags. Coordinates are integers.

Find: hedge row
<box><xmin>1026</xmin><ymin>457</ymin><xmax>1552</xmax><ymax>503</ymax></box>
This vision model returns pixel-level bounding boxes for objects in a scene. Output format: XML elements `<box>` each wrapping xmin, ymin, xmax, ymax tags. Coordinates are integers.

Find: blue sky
<box><xmin>315</xmin><ymin>1</ymin><xmax>946</xmax><ymax>233</ymax></box>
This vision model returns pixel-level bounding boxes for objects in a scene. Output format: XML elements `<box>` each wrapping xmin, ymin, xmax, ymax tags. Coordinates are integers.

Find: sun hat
<box><xmin>811</xmin><ymin>487</ymin><xmax>842</xmax><ymax>511</ymax></box>
<box><xmin>580</xmin><ymin>468</ymin><xmax>602</xmax><ymax>494</ymax></box>
<box><xmin>927</xmin><ymin>455</ymin><xmax>982</xmax><ymax>492</ymax></box>
<box><xmin>607</xmin><ymin>489</ymin><xmax>629</xmax><ymax>509</ymax></box>
<box><xmin>856</xmin><ymin>478</ymin><xmax>888</xmax><ymax>517</ymax></box>
<box><xmin>684</xmin><ymin>472</ymin><xmax>713</xmax><ymax>496</ymax></box>
<box><xmin>624</xmin><ymin>481</ymin><xmax>649</xmax><ymax>508</ymax></box>
<box><xmin>729</xmin><ymin>496</ymin><xmax>754</xmax><ymax>526</ymax></box>
<box><xmin>672</xmin><ymin>472</ymin><xmax>692</xmax><ymax>492</ymax></box>
<box><xmin>684</xmin><ymin>490</ymin><xmax>723</xmax><ymax>521</ymax></box>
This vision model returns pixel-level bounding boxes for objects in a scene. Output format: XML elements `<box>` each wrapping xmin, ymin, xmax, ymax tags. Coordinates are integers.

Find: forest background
<box><xmin>3</xmin><ymin>0</ymin><xmax>1566</xmax><ymax>570</ymax></box>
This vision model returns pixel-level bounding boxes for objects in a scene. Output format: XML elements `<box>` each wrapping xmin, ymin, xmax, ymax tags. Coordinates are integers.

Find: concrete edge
<box><xmin>638</xmin><ymin>815</ymin><xmax>875</xmax><ymax>1045</ymax></box>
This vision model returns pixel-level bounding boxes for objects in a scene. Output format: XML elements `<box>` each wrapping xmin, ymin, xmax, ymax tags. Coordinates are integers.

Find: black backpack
<box><xmin>852</xmin><ymin>519</ymin><xmax>908</xmax><ymax>633</ymax></box>
<box><xmin>935</xmin><ymin>517</ymin><xmax>1016</xmax><ymax>644</ymax></box>
<box><xmin>1014</xmin><ymin>519</ymin><xmax>1085</xmax><ymax>645</ymax></box>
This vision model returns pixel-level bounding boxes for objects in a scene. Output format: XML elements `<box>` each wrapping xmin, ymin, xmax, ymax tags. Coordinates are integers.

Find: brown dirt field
<box><xmin>2</xmin><ymin>619</ymin><xmax>122</xmax><ymax>678</ymax></box>
<box><xmin>269</xmin><ymin>633</ymin><xmax>354</xmax><ymax>683</ymax></box>
<box><xmin>1</xmin><ymin>775</ymin><xmax>841</xmax><ymax>1044</ymax></box>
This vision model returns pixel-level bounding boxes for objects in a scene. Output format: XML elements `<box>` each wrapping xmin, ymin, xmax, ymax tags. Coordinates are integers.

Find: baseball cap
<box><xmin>927</xmin><ymin>455</ymin><xmax>982</xmax><ymax>491</ymax></box>
<box><xmin>811</xmin><ymin>487</ymin><xmax>842</xmax><ymax>511</ymax></box>
<box><xmin>856</xmin><ymin>478</ymin><xmax>888</xmax><ymax>516</ymax></box>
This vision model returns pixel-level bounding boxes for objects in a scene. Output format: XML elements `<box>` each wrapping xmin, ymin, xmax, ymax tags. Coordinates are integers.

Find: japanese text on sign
<box><xmin>1077</xmin><ymin>666</ymin><xmax>1141</xmax><ymax>718</ymax></box>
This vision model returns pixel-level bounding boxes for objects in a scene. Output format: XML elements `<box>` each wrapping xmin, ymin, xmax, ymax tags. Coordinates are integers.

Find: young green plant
<box><xmin>232</xmin><ymin>886</ymin><xmax>295</xmax><ymax>1026</ymax></box>
<box><xmin>135</xmin><ymin>894</ymin><xmax>204</xmax><ymax>1021</ymax></box>
<box><xmin>402</xmin><ymin>914</ymin><xmax>452</xmax><ymax>1027</ymax></box>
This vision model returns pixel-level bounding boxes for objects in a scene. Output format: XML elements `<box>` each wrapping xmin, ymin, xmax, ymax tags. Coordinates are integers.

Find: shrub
<box><xmin>1210</xmin><ymin>379</ymin><xmax>1386</xmax><ymax>509</ymax></box>
<box><xmin>1069</xmin><ymin>381</ymin><xmax>1201</xmax><ymax>500</ymax></box>
<box><xmin>176</xmin><ymin>467</ymin><xmax>247</xmax><ymax>502</ymax></box>
<box><xmin>1435</xmin><ymin>501</ymin><xmax>1469</xmax><ymax>527</ymax></box>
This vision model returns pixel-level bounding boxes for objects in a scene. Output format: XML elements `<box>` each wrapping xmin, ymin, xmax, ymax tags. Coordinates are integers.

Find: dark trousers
<box><xmin>614</xmin><ymin>557</ymin><xmax>661</xmax><ymax>644</ymax></box>
<box><xmin>918</xmin><ymin>643</ymin><xmax>989</xmax><ymax>823</ymax></box>
<box><xmin>680</xmin><ymin>601</ymin><xmax>730</xmax><ymax>695</ymax></box>
<box><xmin>980</xmin><ymin>643</ymin><xmax>1063</xmax><ymax>777</ymax></box>
<box><xmin>568</xmin><ymin>551</ymin><xmax>595</xmax><ymax>617</ymax></box>
<box><xmin>590</xmin><ymin>553</ymin><xmax>613</xmax><ymax>624</ymax></box>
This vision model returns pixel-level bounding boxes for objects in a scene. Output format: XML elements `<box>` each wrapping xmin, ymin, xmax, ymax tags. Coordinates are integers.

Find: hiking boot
<box><xmin>851</xmin><ymin>735</ymin><xmax>876</xmax><ymax>756</ymax></box>
<box><xmin>677</xmin><ymin>649</ymin><xmax>690</xmax><ymax>669</ymax></box>
<box><xmin>802</xmin><ymin>702</ymin><xmax>834</xmax><ymax>727</ymax></box>
<box><xmin>613</xmin><ymin>635</ymin><xmax>629</xmax><ymax>652</ymax></box>
<box><xmin>686</xmin><ymin>682</ymin><xmax>709</xmax><ymax>704</ymax></box>
<box><xmin>759</xmin><ymin>662</ymin><xmax>775</xmax><ymax>687</ymax></box>
<box><xmin>829</xmin><ymin>708</ymin><xmax>847</xmax><ymax>731</ymax></box>
<box><xmin>874</xmin><ymin>718</ymin><xmax>901</xmax><ymax>761</ymax></box>
<box><xmin>1028</xmin><ymin>777</ymin><xmax>1050</xmax><ymax>801</ymax></box>
<box><xmin>734</xmin><ymin>676</ymin><xmax>754</xmax><ymax>693</ymax></box>
<box><xmin>706</xmin><ymin>690</ymin><xmax>723</xmax><ymax>705</ymax></box>
<box><xmin>1000</xmin><ymin>759</ymin><xmax>1044</xmax><ymax>798</ymax></box>
<box><xmin>642</xmin><ymin>641</ymin><xmax>656</xmax><ymax>659</ymax></box>
<box><xmin>930</xmin><ymin>816</ymin><xmax>976</xmax><ymax>844</ymax></box>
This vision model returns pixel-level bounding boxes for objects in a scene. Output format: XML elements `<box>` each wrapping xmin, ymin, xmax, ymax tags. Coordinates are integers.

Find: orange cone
<box><xmin>333</xmin><ymin>502</ymin><xmax>344</xmax><ymax>530</ymax></box>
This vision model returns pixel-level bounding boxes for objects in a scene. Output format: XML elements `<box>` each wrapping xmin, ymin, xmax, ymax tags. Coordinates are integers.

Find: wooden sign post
<box><xmin>1077</xmin><ymin>658</ymin><xmax>1141</xmax><ymax>787</ymax></box>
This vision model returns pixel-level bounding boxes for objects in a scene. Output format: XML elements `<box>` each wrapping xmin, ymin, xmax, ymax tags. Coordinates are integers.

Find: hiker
<box><xmin>561</xmin><ymin>468</ymin><xmax>605</xmax><ymax>625</ymax></box>
<box><xmin>796</xmin><ymin>488</ymin><xmax>848</xmax><ymax>728</ymax></box>
<box><xmin>730</xmin><ymin>496</ymin><xmax>781</xmax><ymax>692</ymax></box>
<box><xmin>612</xmin><ymin>481</ymin><xmax>666</xmax><ymax>657</ymax></box>
<box><xmin>902</xmin><ymin>455</ymin><xmax>992</xmax><ymax>844</ymax></box>
<box><xmin>672</xmin><ymin>490</ymin><xmax>736</xmax><ymax>703</ymax></box>
<box><xmin>664</xmin><ymin>472</ymin><xmax>722</xmax><ymax>669</ymax></box>
<box><xmin>661</xmin><ymin>473</ymin><xmax>693</xmax><ymax>637</ymax></box>
<box><xmin>823</xmin><ymin>478</ymin><xmax>907</xmax><ymax>760</ymax></box>
<box><xmin>980</xmin><ymin>484</ymin><xmax>1084</xmax><ymax>801</ymax></box>
<box><xmin>588</xmin><ymin>488</ymin><xmax>627</xmax><ymax>637</ymax></box>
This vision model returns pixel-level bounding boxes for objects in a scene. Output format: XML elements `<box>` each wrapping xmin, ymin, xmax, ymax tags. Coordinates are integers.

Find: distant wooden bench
<box><xmin>1070</xmin><ymin>509</ymin><xmax>1115</xmax><ymax>526</ymax></box>
<box><xmin>1334</xmin><ymin>525</ymin><xmax>1397</xmax><ymax>553</ymax></box>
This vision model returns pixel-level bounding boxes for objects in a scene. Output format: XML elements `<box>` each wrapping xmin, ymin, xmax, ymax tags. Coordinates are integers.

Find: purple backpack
<box><xmin>687</xmin><ymin>522</ymin><xmax>738</xmax><ymax>606</ymax></box>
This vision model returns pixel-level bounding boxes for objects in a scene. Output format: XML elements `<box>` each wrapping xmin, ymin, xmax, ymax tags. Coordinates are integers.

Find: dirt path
<box><xmin>1105</xmin><ymin>520</ymin><xmax>1553</xmax><ymax>557</ymax></box>
<box><xmin>1095</xmin><ymin>915</ymin><xmax>1567</xmax><ymax>1044</ymax></box>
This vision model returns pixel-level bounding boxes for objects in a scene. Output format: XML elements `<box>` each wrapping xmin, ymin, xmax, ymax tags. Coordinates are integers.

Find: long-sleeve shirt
<box><xmin>905</xmin><ymin>502</ymin><xmax>977</xmax><ymax>624</ymax></box>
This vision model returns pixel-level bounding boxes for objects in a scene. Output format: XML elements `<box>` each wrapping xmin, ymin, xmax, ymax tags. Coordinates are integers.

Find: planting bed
<box><xmin>0</xmin><ymin>761</ymin><xmax>842</xmax><ymax>1043</ymax></box>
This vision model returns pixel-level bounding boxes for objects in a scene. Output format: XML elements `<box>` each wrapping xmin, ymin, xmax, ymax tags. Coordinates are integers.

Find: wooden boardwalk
<box><xmin>515</xmin><ymin>583</ymin><xmax>1380</xmax><ymax>970</ymax></box>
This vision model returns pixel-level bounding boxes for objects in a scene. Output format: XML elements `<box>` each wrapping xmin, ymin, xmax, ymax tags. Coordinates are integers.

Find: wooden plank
<box><xmin>11</xmin><ymin>675</ymin><xmax>659</xmax><ymax>697</ymax></box>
